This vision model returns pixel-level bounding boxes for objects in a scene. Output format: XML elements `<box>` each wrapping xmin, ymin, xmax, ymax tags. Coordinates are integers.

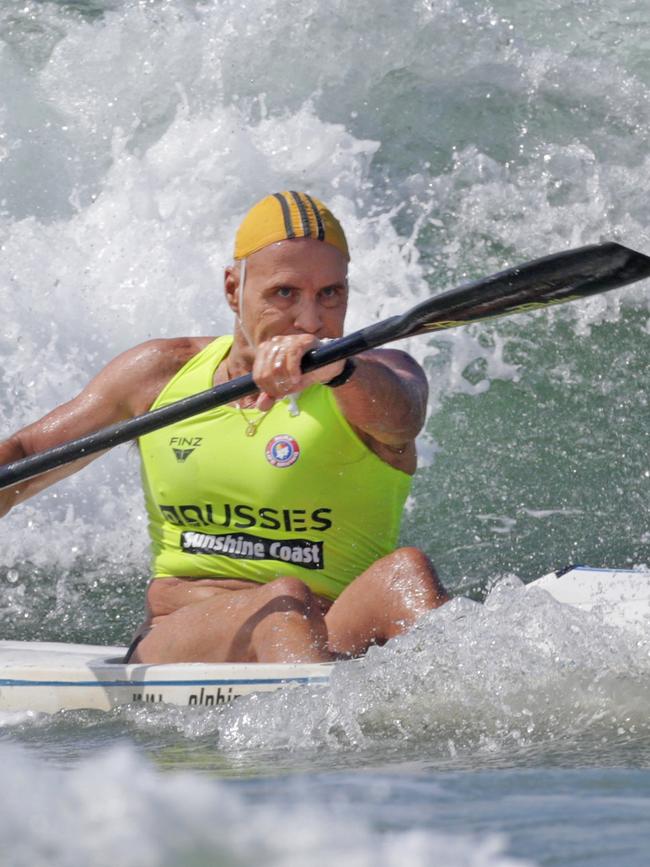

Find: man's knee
<box><xmin>391</xmin><ymin>546</ymin><xmax>435</xmax><ymax>571</ymax></box>
<box><xmin>262</xmin><ymin>576</ymin><xmax>320</xmax><ymax>614</ymax></box>
<box><xmin>384</xmin><ymin>546</ymin><xmax>438</xmax><ymax>582</ymax></box>
<box><xmin>384</xmin><ymin>547</ymin><xmax>448</xmax><ymax>604</ymax></box>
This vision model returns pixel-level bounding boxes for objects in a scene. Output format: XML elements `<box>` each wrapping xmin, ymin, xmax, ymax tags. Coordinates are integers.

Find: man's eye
<box><xmin>276</xmin><ymin>287</ymin><xmax>293</xmax><ymax>299</ymax></box>
<box><xmin>320</xmin><ymin>286</ymin><xmax>342</xmax><ymax>304</ymax></box>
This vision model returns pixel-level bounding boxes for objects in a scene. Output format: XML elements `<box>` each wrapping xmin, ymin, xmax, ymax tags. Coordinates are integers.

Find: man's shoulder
<box><xmin>125</xmin><ymin>336</ymin><xmax>215</xmax><ymax>371</ymax></box>
<box><xmin>111</xmin><ymin>337</ymin><xmax>218</xmax><ymax>416</ymax></box>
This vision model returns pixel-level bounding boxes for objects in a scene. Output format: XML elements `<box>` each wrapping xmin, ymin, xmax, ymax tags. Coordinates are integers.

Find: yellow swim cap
<box><xmin>234</xmin><ymin>191</ymin><xmax>349</xmax><ymax>261</ymax></box>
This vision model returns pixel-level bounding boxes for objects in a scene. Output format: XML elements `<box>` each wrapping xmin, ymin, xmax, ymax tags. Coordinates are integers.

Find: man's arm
<box><xmin>327</xmin><ymin>349</ymin><xmax>428</xmax><ymax>447</ymax></box>
<box><xmin>0</xmin><ymin>338</ymin><xmax>198</xmax><ymax>517</ymax></box>
<box><xmin>252</xmin><ymin>335</ymin><xmax>428</xmax><ymax>448</ymax></box>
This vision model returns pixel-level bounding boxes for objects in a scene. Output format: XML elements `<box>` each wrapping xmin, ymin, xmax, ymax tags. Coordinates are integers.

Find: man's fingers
<box><xmin>252</xmin><ymin>334</ymin><xmax>348</xmax><ymax>399</ymax></box>
<box><xmin>255</xmin><ymin>391</ymin><xmax>276</xmax><ymax>412</ymax></box>
<box><xmin>254</xmin><ymin>336</ymin><xmax>311</xmax><ymax>396</ymax></box>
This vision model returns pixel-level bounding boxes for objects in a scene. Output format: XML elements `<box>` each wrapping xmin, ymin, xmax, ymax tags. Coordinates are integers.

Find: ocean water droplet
<box><xmin>6</xmin><ymin>569</ymin><xmax>19</xmax><ymax>584</ymax></box>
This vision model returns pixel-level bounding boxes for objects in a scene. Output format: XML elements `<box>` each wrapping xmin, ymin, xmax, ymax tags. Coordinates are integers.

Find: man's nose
<box><xmin>293</xmin><ymin>299</ymin><xmax>322</xmax><ymax>333</ymax></box>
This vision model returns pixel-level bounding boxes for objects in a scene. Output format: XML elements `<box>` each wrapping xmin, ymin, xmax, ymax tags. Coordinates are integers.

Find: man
<box><xmin>0</xmin><ymin>191</ymin><xmax>448</xmax><ymax>664</ymax></box>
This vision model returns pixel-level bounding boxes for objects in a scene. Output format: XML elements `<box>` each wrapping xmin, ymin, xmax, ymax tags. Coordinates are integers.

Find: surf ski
<box><xmin>0</xmin><ymin>565</ymin><xmax>648</xmax><ymax>714</ymax></box>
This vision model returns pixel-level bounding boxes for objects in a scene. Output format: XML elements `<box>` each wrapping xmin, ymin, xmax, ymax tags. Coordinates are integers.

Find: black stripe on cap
<box><xmin>304</xmin><ymin>193</ymin><xmax>325</xmax><ymax>241</ymax></box>
<box><xmin>272</xmin><ymin>193</ymin><xmax>295</xmax><ymax>239</ymax></box>
<box><xmin>290</xmin><ymin>191</ymin><xmax>312</xmax><ymax>238</ymax></box>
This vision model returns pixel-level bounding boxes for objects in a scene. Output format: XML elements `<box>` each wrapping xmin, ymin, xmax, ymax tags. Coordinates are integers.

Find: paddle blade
<box><xmin>392</xmin><ymin>242</ymin><xmax>650</xmax><ymax>340</ymax></box>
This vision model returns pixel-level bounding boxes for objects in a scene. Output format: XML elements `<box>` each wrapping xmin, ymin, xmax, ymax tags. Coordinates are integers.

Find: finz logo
<box><xmin>173</xmin><ymin>448</ymin><xmax>195</xmax><ymax>462</ymax></box>
<box><xmin>265</xmin><ymin>435</ymin><xmax>300</xmax><ymax>468</ymax></box>
<box><xmin>169</xmin><ymin>436</ymin><xmax>203</xmax><ymax>463</ymax></box>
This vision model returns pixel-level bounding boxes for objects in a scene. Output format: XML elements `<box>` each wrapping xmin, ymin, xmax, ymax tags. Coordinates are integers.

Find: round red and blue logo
<box><xmin>265</xmin><ymin>435</ymin><xmax>300</xmax><ymax>468</ymax></box>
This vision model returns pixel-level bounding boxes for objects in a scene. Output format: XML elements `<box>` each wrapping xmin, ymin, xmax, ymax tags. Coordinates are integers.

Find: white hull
<box><xmin>533</xmin><ymin>565</ymin><xmax>650</xmax><ymax>628</ymax></box>
<box><xmin>1</xmin><ymin>566</ymin><xmax>649</xmax><ymax>714</ymax></box>
<box><xmin>0</xmin><ymin>643</ymin><xmax>333</xmax><ymax>713</ymax></box>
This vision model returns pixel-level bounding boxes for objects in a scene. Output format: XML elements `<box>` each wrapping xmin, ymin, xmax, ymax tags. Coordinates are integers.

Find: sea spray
<box><xmin>101</xmin><ymin>578</ymin><xmax>650</xmax><ymax>770</ymax></box>
<box><xmin>0</xmin><ymin>742</ymin><xmax>535</xmax><ymax>867</ymax></box>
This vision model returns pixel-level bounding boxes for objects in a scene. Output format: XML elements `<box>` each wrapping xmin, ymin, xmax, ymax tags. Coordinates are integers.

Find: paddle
<box><xmin>1</xmin><ymin>241</ymin><xmax>649</xmax><ymax>491</ymax></box>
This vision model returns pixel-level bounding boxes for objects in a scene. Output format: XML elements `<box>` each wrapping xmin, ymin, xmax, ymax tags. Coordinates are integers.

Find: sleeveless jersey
<box><xmin>138</xmin><ymin>337</ymin><xmax>412</xmax><ymax>600</ymax></box>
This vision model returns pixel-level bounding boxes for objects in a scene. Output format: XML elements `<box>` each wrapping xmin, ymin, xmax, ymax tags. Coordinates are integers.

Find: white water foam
<box><xmin>0</xmin><ymin>709</ymin><xmax>41</xmax><ymax>727</ymax></box>
<box><xmin>0</xmin><ymin>742</ymin><xmax>534</xmax><ymax>867</ymax></box>
<box><xmin>115</xmin><ymin>579</ymin><xmax>650</xmax><ymax>764</ymax></box>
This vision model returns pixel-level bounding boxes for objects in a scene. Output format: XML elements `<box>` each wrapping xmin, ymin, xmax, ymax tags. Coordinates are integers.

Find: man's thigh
<box><xmin>131</xmin><ymin>586</ymin><xmax>266</xmax><ymax>663</ymax></box>
<box><xmin>325</xmin><ymin>547</ymin><xmax>446</xmax><ymax>657</ymax></box>
<box><xmin>132</xmin><ymin>577</ymin><xmax>331</xmax><ymax>664</ymax></box>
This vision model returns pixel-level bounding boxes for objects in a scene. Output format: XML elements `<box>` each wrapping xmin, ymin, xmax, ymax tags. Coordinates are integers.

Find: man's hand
<box><xmin>252</xmin><ymin>335</ymin><xmax>345</xmax><ymax>411</ymax></box>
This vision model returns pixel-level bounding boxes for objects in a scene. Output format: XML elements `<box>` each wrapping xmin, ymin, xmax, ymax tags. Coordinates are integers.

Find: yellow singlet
<box><xmin>138</xmin><ymin>337</ymin><xmax>412</xmax><ymax>600</ymax></box>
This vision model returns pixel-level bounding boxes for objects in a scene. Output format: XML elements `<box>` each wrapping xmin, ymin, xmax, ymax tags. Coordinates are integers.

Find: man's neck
<box><xmin>224</xmin><ymin>326</ymin><xmax>255</xmax><ymax>379</ymax></box>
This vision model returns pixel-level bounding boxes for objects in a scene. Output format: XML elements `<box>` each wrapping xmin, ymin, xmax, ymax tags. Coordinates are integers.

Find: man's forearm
<box><xmin>0</xmin><ymin>437</ymin><xmax>26</xmax><ymax>517</ymax></box>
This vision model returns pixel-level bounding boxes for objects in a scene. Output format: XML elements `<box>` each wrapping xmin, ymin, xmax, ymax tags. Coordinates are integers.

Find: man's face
<box><xmin>226</xmin><ymin>238</ymin><xmax>348</xmax><ymax>346</ymax></box>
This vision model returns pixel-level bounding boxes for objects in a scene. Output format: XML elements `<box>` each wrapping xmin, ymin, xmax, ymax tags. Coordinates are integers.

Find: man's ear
<box><xmin>224</xmin><ymin>265</ymin><xmax>240</xmax><ymax>315</ymax></box>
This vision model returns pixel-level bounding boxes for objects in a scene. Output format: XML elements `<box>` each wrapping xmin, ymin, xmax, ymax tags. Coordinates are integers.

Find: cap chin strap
<box><xmin>235</xmin><ymin>257</ymin><xmax>301</xmax><ymax>417</ymax></box>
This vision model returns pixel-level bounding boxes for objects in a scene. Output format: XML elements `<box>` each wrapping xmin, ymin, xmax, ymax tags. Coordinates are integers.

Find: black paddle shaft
<box><xmin>1</xmin><ymin>241</ymin><xmax>649</xmax><ymax>490</ymax></box>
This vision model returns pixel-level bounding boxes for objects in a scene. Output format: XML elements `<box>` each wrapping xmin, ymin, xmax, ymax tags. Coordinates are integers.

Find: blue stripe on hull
<box><xmin>0</xmin><ymin>676</ymin><xmax>330</xmax><ymax>688</ymax></box>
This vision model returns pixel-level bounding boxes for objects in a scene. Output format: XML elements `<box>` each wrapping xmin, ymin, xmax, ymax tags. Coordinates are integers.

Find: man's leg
<box><xmin>325</xmin><ymin>547</ymin><xmax>448</xmax><ymax>657</ymax></box>
<box><xmin>130</xmin><ymin>577</ymin><xmax>331</xmax><ymax>664</ymax></box>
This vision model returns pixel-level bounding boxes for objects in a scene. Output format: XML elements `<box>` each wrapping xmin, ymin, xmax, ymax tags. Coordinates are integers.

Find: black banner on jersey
<box><xmin>180</xmin><ymin>530</ymin><xmax>324</xmax><ymax>570</ymax></box>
